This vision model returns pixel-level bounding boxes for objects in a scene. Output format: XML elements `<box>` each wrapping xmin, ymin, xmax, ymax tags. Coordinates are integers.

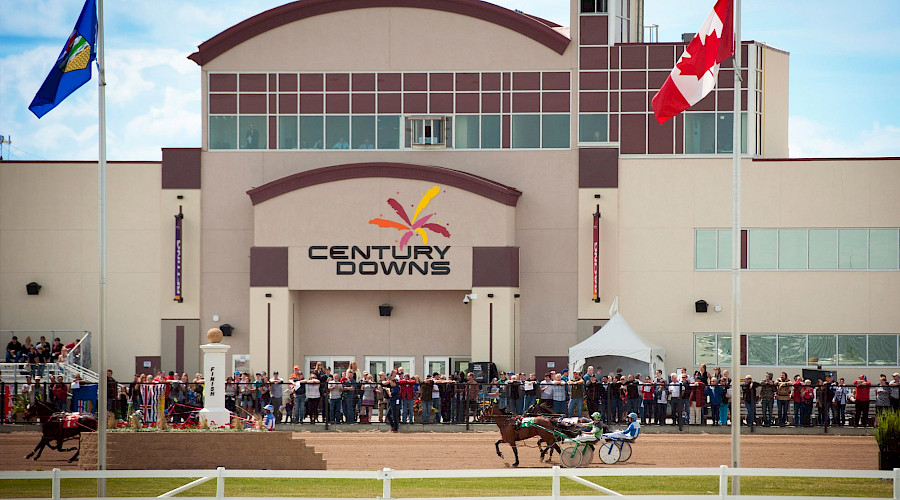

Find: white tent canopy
<box><xmin>569</xmin><ymin>312</ymin><xmax>666</xmax><ymax>377</ymax></box>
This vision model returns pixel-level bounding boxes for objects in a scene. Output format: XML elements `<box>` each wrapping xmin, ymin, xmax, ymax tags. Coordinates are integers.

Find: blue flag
<box><xmin>29</xmin><ymin>0</ymin><xmax>98</xmax><ymax>118</ymax></box>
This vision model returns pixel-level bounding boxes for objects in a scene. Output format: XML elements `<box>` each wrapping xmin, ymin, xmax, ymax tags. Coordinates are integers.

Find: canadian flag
<box><xmin>651</xmin><ymin>0</ymin><xmax>734</xmax><ymax>125</ymax></box>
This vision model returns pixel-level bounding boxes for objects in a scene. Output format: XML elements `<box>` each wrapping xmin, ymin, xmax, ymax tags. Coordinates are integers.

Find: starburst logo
<box><xmin>368</xmin><ymin>186</ymin><xmax>450</xmax><ymax>249</ymax></box>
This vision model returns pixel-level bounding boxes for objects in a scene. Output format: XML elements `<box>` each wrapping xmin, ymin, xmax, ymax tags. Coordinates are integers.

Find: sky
<box><xmin>1</xmin><ymin>0</ymin><xmax>898</xmax><ymax>161</ymax></box>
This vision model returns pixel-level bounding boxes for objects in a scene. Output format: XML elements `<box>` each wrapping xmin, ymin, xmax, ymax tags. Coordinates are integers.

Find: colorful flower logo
<box><xmin>368</xmin><ymin>186</ymin><xmax>450</xmax><ymax>249</ymax></box>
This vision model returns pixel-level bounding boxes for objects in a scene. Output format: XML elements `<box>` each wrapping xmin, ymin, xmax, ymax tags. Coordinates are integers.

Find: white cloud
<box><xmin>789</xmin><ymin>116</ymin><xmax>900</xmax><ymax>158</ymax></box>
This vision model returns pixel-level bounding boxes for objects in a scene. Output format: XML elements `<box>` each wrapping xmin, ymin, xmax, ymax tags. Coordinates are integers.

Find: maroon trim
<box><xmin>239</xmin><ymin>74</ymin><xmax>267</xmax><ymax>91</ymax></box>
<box><xmin>239</xmin><ymin>94</ymin><xmax>266</xmax><ymax>113</ymax></box>
<box><xmin>162</xmin><ymin>148</ymin><xmax>201</xmax><ymax>189</ymax></box>
<box><xmin>579</xmin><ymin>92</ymin><xmax>607</xmax><ymax>112</ymax></box>
<box><xmin>325</xmin><ymin>94</ymin><xmax>349</xmax><ymax>113</ymax></box>
<box><xmin>175</xmin><ymin>326</ymin><xmax>184</xmax><ymax>374</ymax></box>
<box><xmin>648</xmin><ymin>45</ymin><xmax>675</xmax><ymax>69</ymax></box>
<box><xmin>352</xmin><ymin>73</ymin><xmax>375</xmax><ymax>91</ymax></box>
<box><xmin>502</xmin><ymin>115</ymin><xmax>510</xmax><ymax>148</ymax></box>
<box><xmin>247</xmin><ymin>163</ymin><xmax>522</xmax><ymax>206</ymax></box>
<box><xmin>279</xmin><ymin>94</ymin><xmax>298</xmax><ymax>114</ymax></box>
<box><xmin>542</xmin><ymin>72</ymin><xmax>570</xmax><ymax>90</ymax></box>
<box><xmin>512</xmin><ymin>92</ymin><xmax>540</xmax><ymax>113</ymax></box>
<box><xmin>620</xmin><ymin>71</ymin><xmax>646</xmax><ymax>90</ymax></box>
<box><xmin>512</xmin><ymin>72</ymin><xmax>540</xmax><ymax>91</ymax></box>
<box><xmin>325</xmin><ymin>73</ymin><xmax>350</xmax><ymax>91</ymax></box>
<box><xmin>299</xmin><ymin>73</ymin><xmax>323</xmax><ymax>91</ymax></box>
<box><xmin>404</xmin><ymin>93</ymin><xmax>427</xmax><ymax>113</ymax></box>
<box><xmin>250</xmin><ymin>247</ymin><xmax>289</xmax><ymax>287</ymax></box>
<box><xmin>300</xmin><ymin>94</ymin><xmax>323</xmax><ymax>113</ymax></box>
<box><xmin>648</xmin><ymin>117</ymin><xmax>673</xmax><ymax>154</ymax></box>
<box><xmin>580</xmin><ymin>47</ymin><xmax>608</xmax><ymax>70</ymax></box>
<box><xmin>456</xmin><ymin>93</ymin><xmax>479</xmax><ymax>113</ymax></box>
<box><xmin>579</xmin><ymin>148</ymin><xmax>618</xmax><ymax>188</ymax></box>
<box><xmin>351</xmin><ymin>94</ymin><xmax>375</xmax><ymax>114</ymax></box>
<box><xmin>740</xmin><ymin>229</ymin><xmax>748</xmax><ymax>270</ymax></box>
<box><xmin>430</xmin><ymin>93</ymin><xmax>453</xmax><ymax>113</ymax></box>
<box><xmin>456</xmin><ymin>73</ymin><xmax>480</xmax><ymax>91</ymax></box>
<box><xmin>430</xmin><ymin>73</ymin><xmax>453</xmax><ymax>91</ymax></box>
<box><xmin>620</xmin><ymin>114</ymin><xmax>646</xmax><ymax>154</ymax></box>
<box><xmin>210</xmin><ymin>73</ymin><xmax>237</xmax><ymax>92</ymax></box>
<box><xmin>268</xmin><ymin>116</ymin><xmax>277</xmax><ymax>149</ymax></box>
<box><xmin>279</xmin><ymin>73</ymin><xmax>298</xmax><ymax>91</ymax></box>
<box><xmin>378</xmin><ymin>93</ymin><xmax>401</xmax><ymax>113</ymax></box>
<box><xmin>404</xmin><ymin>73</ymin><xmax>428</xmax><ymax>91</ymax></box>
<box><xmin>209</xmin><ymin>94</ymin><xmax>237</xmax><ymax>114</ymax></box>
<box><xmin>481</xmin><ymin>93</ymin><xmax>500</xmax><ymax>113</ymax></box>
<box><xmin>542</xmin><ymin>92</ymin><xmax>569</xmax><ymax>112</ymax></box>
<box><xmin>482</xmin><ymin>73</ymin><xmax>501</xmax><ymax>91</ymax></box>
<box><xmin>579</xmin><ymin>15</ymin><xmax>608</xmax><ymax>46</ymax></box>
<box><xmin>580</xmin><ymin>73</ymin><xmax>607</xmax><ymax>91</ymax></box>
<box><xmin>472</xmin><ymin>247</ymin><xmax>519</xmax><ymax>287</ymax></box>
<box><xmin>378</xmin><ymin>73</ymin><xmax>401</xmax><ymax>91</ymax></box>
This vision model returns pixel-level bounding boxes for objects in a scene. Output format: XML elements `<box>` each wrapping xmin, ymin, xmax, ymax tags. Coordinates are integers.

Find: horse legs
<box><xmin>495</xmin><ymin>439</ymin><xmax>504</xmax><ymax>458</ymax></box>
<box><xmin>68</xmin><ymin>440</ymin><xmax>81</xmax><ymax>463</ymax></box>
<box><xmin>510</xmin><ymin>443</ymin><xmax>519</xmax><ymax>467</ymax></box>
<box><xmin>26</xmin><ymin>438</ymin><xmax>51</xmax><ymax>460</ymax></box>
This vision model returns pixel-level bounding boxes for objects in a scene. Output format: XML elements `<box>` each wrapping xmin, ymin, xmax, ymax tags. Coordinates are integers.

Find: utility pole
<box><xmin>0</xmin><ymin>135</ymin><xmax>10</xmax><ymax>160</ymax></box>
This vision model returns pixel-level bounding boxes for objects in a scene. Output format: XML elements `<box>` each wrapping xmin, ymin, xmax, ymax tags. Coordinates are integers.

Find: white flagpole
<box><xmin>730</xmin><ymin>0</ymin><xmax>742</xmax><ymax>494</ymax></box>
<box><xmin>96</xmin><ymin>0</ymin><xmax>108</xmax><ymax>495</ymax></box>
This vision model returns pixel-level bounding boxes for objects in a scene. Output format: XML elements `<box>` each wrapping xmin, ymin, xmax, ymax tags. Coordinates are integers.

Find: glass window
<box><xmin>481</xmin><ymin>115</ymin><xmax>501</xmax><ymax>148</ymax></box>
<box><xmin>239</xmin><ymin>116</ymin><xmax>267</xmax><ymax>150</ymax></box>
<box><xmin>808</xmin><ymin>335</ymin><xmax>836</xmax><ymax>365</ymax></box>
<box><xmin>351</xmin><ymin>116</ymin><xmax>376</xmax><ymax>149</ymax></box>
<box><xmin>542</xmin><ymin>114</ymin><xmax>570</xmax><ymax>148</ymax></box>
<box><xmin>717</xmin><ymin>229</ymin><xmax>732</xmax><ymax>269</ymax></box>
<box><xmin>300</xmin><ymin>116</ymin><xmax>324</xmax><ymax>149</ymax></box>
<box><xmin>579</xmin><ymin>114</ymin><xmax>609</xmax><ymax>143</ymax></box>
<box><xmin>581</xmin><ymin>0</ymin><xmax>608</xmax><ymax>13</ymax></box>
<box><xmin>455</xmin><ymin>116</ymin><xmax>480</xmax><ymax>149</ymax></box>
<box><xmin>777</xmin><ymin>335</ymin><xmax>807</xmax><ymax>365</ymax></box>
<box><xmin>808</xmin><ymin>229</ymin><xmax>837</xmax><ymax>269</ymax></box>
<box><xmin>209</xmin><ymin>116</ymin><xmax>237</xmax><ymax>149</ymax></box>
<box><xmin>695</xmin><ymin>334</ymin><xmax>718</xmax><ymax>365</ymax></box>
<box><xmin>718</xmin><ymin>335</ymin><xmax>732</xmax><ymax>365</ymax></box>
<box><xmin>715</xmin><ymin>112</ymin><xmax>748</xmax><ymax>154</ymax></box>
<box><xmin>410</xmin><ymin>118</ymin><xmax>444</xmax><ymax>146</ymax></box>
<box><xmin>684</xmin><ymin>113</ymin><xmax>715</xmax><ymax>154</ymax></box>
<box><xmin>778</xmin><ymin>229</ymin><xmax>808</xmax><ymax>269</ymax></box>
<box><xmin>326</xmin><ymin>116</ymin><xmax>350</xmax><ymax>149</ymax></box>
<box><xmin>838</xmin><ymin>229</ymin><xmax>867</xmax><ymax>269</ymax></box>
<box><xmin>278</xmin><ymin>116</ymin><xmax>298</xmax><ymax>149</ymax></box>
<box><xmin>747</xmin><ymin>335</ymin><xmax>776</xmax><ymax>365</ymax></box>
<box><xmin>869</xmin><ymin>229</ymin><xmax>899</xmax><ymax>269</ymax></box>
<box><xmin>695</xmin><ymin>230</ymin><xmax>717</xmax><ymax>269</ymax></box>
<box><xmin>377</xmin><ymin>115</ymin><xmax>400</xmax><ymax>149</ymax></box>
<box><xmin>837</xmin><ymin>335</ymin><xmax>866</xmax><ymax>365</ymax></box>
<box><xmin>869</xmin><ymin>335</ymin><xmax>898</xmax><ymax>366</ymax></box>
<box><xmin>511</xmin><ymin>115</ymin><xmax>540</xmax><ymax>148</ymax></box>
<box><xmin>748</xmin><ymin>229</ymin><xmax>777</xmax><ymax>269</ymax></box>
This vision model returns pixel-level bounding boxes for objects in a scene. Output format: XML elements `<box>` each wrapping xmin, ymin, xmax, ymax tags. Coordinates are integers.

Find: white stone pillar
<box><xmin>197</xmin><ymin>329</ymin><xmax>231</xmax><ymax>427</ymax></box>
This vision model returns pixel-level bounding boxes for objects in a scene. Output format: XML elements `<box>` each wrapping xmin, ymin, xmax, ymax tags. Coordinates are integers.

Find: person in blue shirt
<box><xmin>706</xmin><ymin>377</ymin><xmax>725</xmax><ymax>426</ymax></box>
<box><xmin>332</xmin><ymin>137</ymin><xmax>349</xmax><ymax>149</ymax></box>
<box><xmin>388</xmin><ymin>378</ymin><xmax>401</xmax><ymax>433</ymax></box>
<box><xmin>603</xmin><ymin>412</ymin><xmax>640</xmax><ymax>440</ymax></box>
<box><xmin>263</xmin><ymin>404</ymin><xmax>276</xmax><ymax>430</ymax></box>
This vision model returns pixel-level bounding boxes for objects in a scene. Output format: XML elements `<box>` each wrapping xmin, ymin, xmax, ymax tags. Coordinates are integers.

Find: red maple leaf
<box><xmin>676</xmin><ymin>31</ymin><xmax>722</xmax><ymax>78</ymax></box>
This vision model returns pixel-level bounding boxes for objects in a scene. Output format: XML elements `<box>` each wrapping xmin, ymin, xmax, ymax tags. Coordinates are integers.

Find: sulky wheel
<box><xmin>598</xmin><ymin>441</ymin><xmax>621</xmax><ymax>465</ymax></box>
<box><xmin>580</xmin><ymin>444</ymin><xmax>595</xmax><ymax>466</ymax></box>
<box><xmin>560</xmin><ymin>445</ymin><xmax>584</xmax><ymax>468</ymax></box>
<box><xmin>618</xmin><ymin>441</ymin><xmax>632</xmax><ymax>462</ymax></box>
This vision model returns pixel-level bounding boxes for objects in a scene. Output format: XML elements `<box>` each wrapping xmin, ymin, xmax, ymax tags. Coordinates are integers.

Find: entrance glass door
<box><xmin>365</xmin><ymin>356</ymin><xmax>415</xmax><ymax>377</ymax></box>
<box><xmin>305</xmin><ymin>356</ymin><xmax>356</xmax><ymax>376</ymax></box>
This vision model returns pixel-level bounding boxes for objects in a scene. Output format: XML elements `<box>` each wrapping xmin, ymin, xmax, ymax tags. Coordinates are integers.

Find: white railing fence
<box><xmin>1</xmin><ymin>466</ymin><xmax>897</xmax><ymax>500</ymax></box>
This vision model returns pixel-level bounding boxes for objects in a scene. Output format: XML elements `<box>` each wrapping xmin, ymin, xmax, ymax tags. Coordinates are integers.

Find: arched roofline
<box><xmin>246</xmin><ymin>162</ymin><xmax>522</xmax><ymax>206</ymax></box>
<box><xmin>189</xmin><ymin>0</ymin><xmax>570</xmax><ymax>65</ymax></box>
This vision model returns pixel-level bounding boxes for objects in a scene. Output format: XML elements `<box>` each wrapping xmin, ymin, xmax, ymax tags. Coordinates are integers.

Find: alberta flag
<box><xmin>29</xmin><ymin>0</ymin><xmax>98</xmax><ymax>118</ymax></box>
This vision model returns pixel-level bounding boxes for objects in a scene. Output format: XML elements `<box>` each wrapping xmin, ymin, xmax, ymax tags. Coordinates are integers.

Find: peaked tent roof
<box><xmin>568</xmin><ymin>312</ymin><xmax>666</xmax><ymax>368</ymax></box>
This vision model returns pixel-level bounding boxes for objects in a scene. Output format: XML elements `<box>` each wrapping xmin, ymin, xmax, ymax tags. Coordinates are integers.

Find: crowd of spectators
<box><xmin>4</xmin><ymin>335</ymin><xmax>72</xmax><ymax>378</ymax></box>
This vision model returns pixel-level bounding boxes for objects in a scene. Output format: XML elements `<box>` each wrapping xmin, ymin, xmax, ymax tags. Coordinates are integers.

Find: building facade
<box><xmin>2</xmin><ymin>0</ymin><xmax>899</xmax><ymax>380</ymax></box>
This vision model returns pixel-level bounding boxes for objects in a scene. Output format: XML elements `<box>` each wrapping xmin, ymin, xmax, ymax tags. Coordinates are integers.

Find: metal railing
<box><xmin>0</xmin><ymin>466</ymin><xmax>896</xmax><ymax>500</ymax></box>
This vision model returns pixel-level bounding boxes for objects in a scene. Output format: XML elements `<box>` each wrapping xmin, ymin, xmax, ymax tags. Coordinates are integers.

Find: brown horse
<box><xmin>478</xmin><ymin>404</ymin><xmax>560</xmax><ymax>467</ymax></box>
<box><xmin>24</xmin><ymin>400</ymin><xmax>97</xmax><ymax>462</ymax></box>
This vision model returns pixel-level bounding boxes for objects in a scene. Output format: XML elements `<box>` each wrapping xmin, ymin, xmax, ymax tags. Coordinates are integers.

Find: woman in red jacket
<box><xmin>853</xmin><ymin>375</ymin><xmax>872</xmax><ymax>427</ymax></box>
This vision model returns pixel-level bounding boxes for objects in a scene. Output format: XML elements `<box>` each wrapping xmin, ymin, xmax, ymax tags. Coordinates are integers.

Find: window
<box><xmin>778</xmin><ymin>229</ymin><xmax>808</xmax><ymax>269</ymax></box>
<box><xmin>685</xmin><ymin>113</ymin><xmax>715</xmax><ymax>154</ymax></box>
<box><xmin>837</xmin><ymin>335</ymin><xmax>866</xmax><ymax>365</ymax></box>
<box><xmin>455</xmin><ymin>116</ymin><xmax>480</xmax><ymax>149</ymax></box>
<box><xmin>777</xmin><ymin>335</ymin><xmax>807</xmax><ymax>365</ymax></box>
<box><xmin>326</xmin><ymin>116</ymin><xmax>350</xmax><ymax>149</ymax></box>
<box><xmin>869</xmin><ymin>229</ymin><xmax>899</xmax><ymax>269</ymax></box>
<box><xmin>581</xmin><ymin>0</ymin><xmax>608</xmax><ymax>13</ymax></box>
<box><xmin>717</xmin><ymin>229</ymin><xmax>732</xmax><ymax>269</ymax></box>
<box><xmin>698</xmin><ymin>333</ymin><xmax>900</xmax><ymax>366</ymax></box>
<box><xmin>424</xmin><ymin>356</ymin><xmax>450</xmax><ymax>377</ymax></box>
<box><xmin>869</xmin><ymin>335</ymin><xmax>898</xmax><ymax>366</ymax></box>
<box><xmin>209</xmin><ymin>116</ymin><xmax>237</xmax><ymax>150</ymax></box>
<box><xmin>481</xmin><ymin>115</ymin><xmax>501</xmax><ymax>148</ymax></box>
<box><xmin>748</xmin><ymin>229</ymin><xmax>777</xmax><ymax>269</ymax></box>
<box><xmin>809</xmin><ymin>229</ymin><xmax>837</xmax><ymax>269</ymax></box>
<box><xmin>715</xmin><ymin>113</ymin><xmax>748</xmax><ymax>154</ymax></box>
<box><xmin>838</xmin><ymin>229</ymin><xmax>867</xmax><ymax>269</ymax></box>
<box><xmin>351</xmin><ymin>116</ymin><xmax>376</xmax><ymax>149</ymax></box>
<box><xmin>377</xmin><ymin>116</ymin><xmax>400</xmax><ymax>150</ymax></box>
<box><xmin>408</xmin><ymin>117</ymin><xmax>446</xmax><ymax>146</ymax></box>
<box><xmin>542</xmin><ymin>114</ymin><xmax>570</xmax><ymax>148</ymax></box>
<box><xmin>579</xmin><ymin>114</ymin><xmax>609</xmax><ymax>143</ymax></box>
<box><xmin>278</xmin><ymin>116</ymin><xmax>298</xmax><ymax>149</ymax></box>
<box><xmin>239</xmin><ymin>116</ymin><xmax>266</xmax><ymax>150</ymax></box>
<box><xmin>365</xmin><ymin>356</ymin><xmax>415</xmax><ymax>377</ymax></box>
<box><xmin>808</xmin><ymin>335</ymin><xmax>836</xmax><ymax>365</ymax></box>
<box><xmin>695</xmin><ymin>230</ymin><xmax>717</xmax><ymax>269</ymax></box>
<box><xmin>512</xmin><ymin>115</ymin><xmax>541</xmax><ymax>148</ymax></box>
<box><xmin>718</xmin><ymin>335</ymin><xmax>732</xmax><ymax>365</ymax></box>
<box><xmin>305</xmin><ymin>356</ymin><xmax>356</xmax><ymax>374</ymax></box>
<box><xmin>747</xmin><ymin>335</ymin><xmax>777</xmax><ymax>365</ymax></box>
<box><xmin>694</xmin><ymin>334</ymin><xmax>718</xmax><ymax>365</ymax></box>
<box><xmin>300</xmin><ymin>116</ymin><xmax>324</xmax><ymax>149</ymax></box>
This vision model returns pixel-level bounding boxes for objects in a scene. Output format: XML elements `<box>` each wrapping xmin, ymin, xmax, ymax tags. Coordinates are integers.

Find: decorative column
<box><xmin>197</xmin><ymin>328</ymin><xmax>231</xmax><ymax>427</ymax></box>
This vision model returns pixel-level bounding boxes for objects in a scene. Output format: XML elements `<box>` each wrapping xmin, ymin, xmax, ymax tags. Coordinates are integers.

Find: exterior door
<box><xmin>135</xmin><ymin>356</ymin><xmax>160</xmax><ymax>376</ymax></box>
<box><xmin>365</xmin><ymin>356</ymin><xmax>414</xmax><ymax>377</ymax></box>
<box><xmin>534</xmin><ymin>356</ymin><xmax>568</xmax><ymax>378</ymax></box>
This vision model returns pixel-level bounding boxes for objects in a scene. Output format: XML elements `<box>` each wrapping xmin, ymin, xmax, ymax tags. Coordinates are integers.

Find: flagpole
<box><xmin>730</xmin><ymin>0</ymin><xmax>742</xmax><ymax>494</ymax></box>
<box><xmin>96</xmin><ymin>0</ymin><xmax>108</xmax><ymax>495</ymax></box>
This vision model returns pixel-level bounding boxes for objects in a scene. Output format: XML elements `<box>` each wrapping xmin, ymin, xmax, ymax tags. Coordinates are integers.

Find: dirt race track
<box><xmin>0</xmin><ymin>431</ymin><xmax>877</xmax><ymax>471</ymax></box>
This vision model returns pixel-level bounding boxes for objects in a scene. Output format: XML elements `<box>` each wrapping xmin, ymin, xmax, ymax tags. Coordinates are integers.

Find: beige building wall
<box><xmin>617</xmin><ymin>156</ymin><xmax>900</xmax><ymax>376</ymax></box>
<box><xmin>0</xmin><ymin>161</ymin><xmax>163</xmax><ymax>378</ymax></box>
<box><xmin>762</xmin><ymin>46</ymin><xmax>790</xmax><ymax>158</ymax></box>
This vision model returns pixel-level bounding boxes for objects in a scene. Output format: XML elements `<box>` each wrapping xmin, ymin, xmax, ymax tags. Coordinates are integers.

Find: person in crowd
<box><xmin>117</xmin><ymin>385</ymin><xmax>130</xmax><ymax>421</ymax></box>
<box><xmin>791</xmin><ymin>375</ymin><xmax>803</xmax><ymax>426</ymax></box>
<box><xmin>623</xmin><ymin>374</ymin><xmax>640</xmax><ymax>420</ymax></box>
<box><xmin>759</xmin><ymin>373</ymin><xmax>776</xmax><ymax>427</ymax></box>
<box><xmin>742</xmin><ymin>375</ymin><xmax>758</xmax><ymax>427</ymax></box>
<box><xmin>775</xmin><ymin>372</ymin><xmax>792</xmax><ymax>427</ymax></box>
<box><xmin>704</xmin><ymin>377</ymin><xmax>721</xmax><ymax>426</ymax></box>
<box><xmin>668</xmin><ymin>373</ymin><xmax>683</xmax><ymax>430</ymax></box>
<box><xmin>396</xmin><ymin>374</ymin><xmax>413</xmax><ymax>423</ymax></box>
<box><xmin>291</xmin><ymin>371</ymin><xmax>307</xmax><ymax>424</ymax></box>
<box><xmin>6</xmin><ymin>335</ymin><xmax>23</xmax><ymax>362</ymax></box>
<box><xmin>360</xmin><ymin>374</ymin><xmax>377</xmax><ymax>423</ymax></box>
<box><xmin>819</xmin><ymin>374</ymin><xmax>835</xmax><ymax>427</ymax></box>
<box><xmin>312</xmin><ymin>362</ymin><xmax>328</xmax><ymax>422</ymax></box>
<box><xmin>437</xmin><ymin>374</ymin><xmax>455</xmax><ymax>423</ymax></box>
<box><xmin>876</xmin><ymin>374</ymin><xmax>892</xmax><ymax>419</ymax></box>
<box><xmin>270</xmin><ymin>371</ymin><xmax>284</xmax><ymax>423</ymax></box>
<box><xmin>224</xmin><ymin>375</ymin><xmax>236</xmax><ymax>413</ymax></box>
<box><xmin>689</xmin><ymin>374</ymin><xmax>706</xmax><ymax>425</ymax></box>
<box><xmin>305</xmin><ymin>372</ymin><xmax>321</xmax><ymax>423</ymax></box>
<box><xmin>30</xmin><ymin>344</ymin><xmax>50</xmax><ymax>378</ymax></box>
<box><xmin>239</xmin><ymin>372</ymin><xmax>254</xmax><ymax>414</ymax></box>
<box><xmin>497</xmin><ymin>371</ymin><xmax>508</xmax><ymax>410</ymax></box>
<box><xmin>52</xmin><ymin>375</ymin><xmax>68</xmax><ymax>411</ymax></box>
<box><xmin>539</xmin><ymin>373</ymin><xmax>553</xmax><ymax>409</ymax></box>
<box><xmin>50</xmin><ymin>338</ymin><xmax>63</xmax><ymax>362</ymax></box>
<box><xmin>638</xmin><ymin>375</ymin><xmax>653</xmax><ymax>425</ymax></box>
<box><xmin>169</xmin><ymin>373</ymin><xmax>186</xmax><ymax>423</ymax></box>
<box><xmin>653</xmin><ymin>374</ymin><xmax>667</xmax><ymax>425</ymax></box>
<box><xmin>889</xmin><ymin>373</ymin><xmax>900</xmax><ymax>411</ymax></box>
<box><xmin>853</xmin><ymin>375</ymin><xmax>871</xmax><ymax>427</ymax></box>
<box><xmin>507</xmin><ymin>373</ymin><xmax>521</xmax><ymax>416</ymax></box>
<box><xmin>567</xmin><ymin>371</ymin><xmax>585</xmax><ymax>418</ymax></box>
<box><xmin>342</xmin><ymin>371</ymin><xmax>358</xmax><ymax>423</ymax></box>
<box><xmin>608</xmin><ymin>374</ymin><xmax>624</xmax><ymax>423</ymax></box>
<box><xmin>465</xmin><ymin>372</ymin><xmax>480</xmax><ymax>421</ymax></box>
<box><xmin>418</xmin><ymin>373</ymin><xmax>435</xmax><ymax>423</ymax></box>
<box><xmin>263</xmin><ymin>404</ymin><xmax>276</xmax><ymax>431</ymax></box>
<box><xmin>550</xmin><ymin>373</ymin><xmax>567</xmax><ymax>416</ymax></box>
<box><xmin>584</xmin><ymin>373</ymin><xmax>600</xmax><ymax>418</ymax></box>
<box><xmin>328</xmin><ymin>375</ymin><xmax>344</xmax><ymax>423</ymax></box>
<box><xmin>21</xmin><ymin>375</ymin><xmax>35</xmax><ymax>403</ymax></box>
<box><xmin>800</xmin><ymin>379</ymin><xmax>815</xmax><ymax>426</ymax></box>
<box><xmin>387</xmin><ymin>377</ymin><xmax>400</xmax><ymax>432</ymax></box>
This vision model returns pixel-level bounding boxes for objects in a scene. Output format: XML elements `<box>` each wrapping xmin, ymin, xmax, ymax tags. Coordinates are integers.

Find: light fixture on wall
<box><xmin>379</xmin><ymin>304</ymin><xmax>393</xmax><ymax>317</ymax></box>
<box><xmin>219</xmin><ymin>324</ymin><xmax>234</xmax><ymax>336</ymax></box>
<box><xmin>714</xmin><ymin>304</ymin><xmax>722</xmax><ymax>312</ymax></box>
<box><xmin>26</xmin><ymin>282</ymin><xmax>41</xmax><ymax>295</ymax></box>
<box><xmin>463</xmin><ymin>293</ymin><xmax>478</xmax><ymax>304</ymax></box>
<box><xmin>695</xmin><ymin>300</ymin><xmax>709</xmax><ymax>313</ymax></box>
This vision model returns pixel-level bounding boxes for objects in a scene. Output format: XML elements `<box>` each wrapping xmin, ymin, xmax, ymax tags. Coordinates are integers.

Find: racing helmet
<box><xmin>627</xmin><ymin>412</ymin><xmax>638</xmax><ymax>420</ymax></box>
<box><xmin>264</xmin><ymin>404</ymin><xmax>275</xmax><ymax>412</ymax></box>
<box><xmin>591</xmin><ymin>412</ymin><xmax>602</xmax><ymax>420</ymax></box>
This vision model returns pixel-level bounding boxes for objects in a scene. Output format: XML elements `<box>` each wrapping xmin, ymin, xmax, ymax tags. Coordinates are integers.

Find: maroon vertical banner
<box><xmin>592</xmin><ymin>206</ymin><xmax>601</xmax><ymax>303</ymax></box>
<box><xmin>174</xmin><ymin>206</ymin><xmax>183</xmax><ymax>303</ymax></box>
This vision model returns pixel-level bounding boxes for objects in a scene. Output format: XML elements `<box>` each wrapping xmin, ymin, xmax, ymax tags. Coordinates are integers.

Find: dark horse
<box><xmin>478</xmin><ymin>404</ymin><xmax>561</xmax><ymax>467</ymax></box>
<box><xmin>24</xmin><ymin>400</ymin><xmax>97</xmax><ymax>462</ymax></box>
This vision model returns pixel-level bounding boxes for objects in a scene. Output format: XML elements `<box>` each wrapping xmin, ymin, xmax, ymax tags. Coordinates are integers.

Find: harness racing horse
<box><xmin>478</xmin><ymin>404</ymin><xmax>560</xmax><ymax>467</ymax></box>
<box><xmin>24</xmin><ymin>400</ymin><xmax>98</xmax><ymax>462</ymax></box>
